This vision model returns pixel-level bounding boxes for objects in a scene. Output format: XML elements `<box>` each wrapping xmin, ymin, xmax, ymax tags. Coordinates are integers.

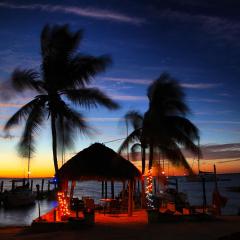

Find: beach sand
<box><xmin>0</xmin><ymin>212</ymin><xmax>240</xmax><ymax>240</ymax></box>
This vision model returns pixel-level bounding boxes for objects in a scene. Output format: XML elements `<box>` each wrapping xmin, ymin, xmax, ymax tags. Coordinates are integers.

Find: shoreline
<box><xmin>1</xmin><ymin>216</ymin><xmax>240</xmax><ymax>240</ymax></box>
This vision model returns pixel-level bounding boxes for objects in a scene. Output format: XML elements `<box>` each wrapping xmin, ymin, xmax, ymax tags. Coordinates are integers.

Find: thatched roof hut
<box><xmin>58</xmin><ymin>143</ymin><xmax>141</xmax><ymax>181</ymax></box>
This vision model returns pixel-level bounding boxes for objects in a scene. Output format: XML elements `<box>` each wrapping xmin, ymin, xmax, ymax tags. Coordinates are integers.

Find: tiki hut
<box><xmin>58</xmin><ymin>143</ymin><xmax>142</xmax><ymax>216</ymax></box>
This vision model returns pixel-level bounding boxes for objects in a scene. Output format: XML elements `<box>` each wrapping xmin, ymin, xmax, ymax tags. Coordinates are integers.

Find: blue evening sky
<box><xmin>0</xmin><ymin>0</ymin><xmax>239</xmax><ymax>157</ymax></box>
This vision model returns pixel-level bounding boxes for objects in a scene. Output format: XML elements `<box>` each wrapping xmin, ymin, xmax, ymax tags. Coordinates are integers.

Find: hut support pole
<box><xmin>105</xmin><ymin>181</ymin><xmax>107</xmax><ymax>199</ymax></box>
<box><xmin>101</xmin><ymin>181</ymin><xmax>104</xmax><ymax>198</ymax></box>
<box><xmin>70</xmin><ymin>180</ymin><xmax>76</xmax><ymax>200</ymax></box>
<box><xmin>41</xmin><ymin>179</ymin><xmax>44</xmax><ymax>194</ymax></box>
<box><xmin>128</xmin><ymin>180</ymin><xmax>134</xmax><ymax>216</ymax></box>
<box><xmin>0</xmin><ymin>181</ymin><xmax>3</xmax><ymax>193</ymax></box>
<box><xmin>111</xmin><ymin>180</ymin><xmax>115</xmax><ymax>199</ymax></box>
<box><xmin>141</xmin><ymin>177</ymin><xmax>145</xmax><ymax>208</ymax></box>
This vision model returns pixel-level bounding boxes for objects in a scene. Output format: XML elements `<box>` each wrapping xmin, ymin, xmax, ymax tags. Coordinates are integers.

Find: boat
<box><xmin>2</xmin><ymin>179</ymin><xmax>36</xmax><ymax>208</ymax></box>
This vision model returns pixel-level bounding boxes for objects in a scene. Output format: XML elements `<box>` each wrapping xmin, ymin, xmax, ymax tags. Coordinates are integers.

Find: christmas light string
<box><xmin>57</xmin><ymin>191</ymin><xmax>70</xmax><ymax>218</ymax></box>
<box><xmin>146</xmin><ymin>168</ymin><xmax>154</xmax><ymax>209</ymax></box>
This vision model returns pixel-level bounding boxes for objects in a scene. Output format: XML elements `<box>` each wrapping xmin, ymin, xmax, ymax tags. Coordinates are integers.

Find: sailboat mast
<box><xmin>198</xmin><ymin>138</ymin><xmax>200</xmax><ymax>175</ymax></box>
<box><xmin>27</xmin><ymin>136</ymin><xmax>31</xmax><ymax>181</ymax></box>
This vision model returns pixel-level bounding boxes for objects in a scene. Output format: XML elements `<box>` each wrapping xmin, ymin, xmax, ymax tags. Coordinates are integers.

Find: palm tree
<box><xmin>4</xmin><ymin>25</ymin><xmax>119</xmax><ymax>175</ymax></box>
<box><xmin>118</xmin><ymin>111</ymin><xmax>146</xmax><ymax>174</ymax></box>
<box><xmin>143</xmin><ymin>73</ymin><xmax>200</xmax><ymax>174</ymax></box>
<box><xmin>119</xmin><ymin>73</ymin><xmax>200</xmax><ymax>175</ymax></box>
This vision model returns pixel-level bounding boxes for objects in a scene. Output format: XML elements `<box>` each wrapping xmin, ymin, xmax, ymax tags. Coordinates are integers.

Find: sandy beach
<box><xmin>0</xmin><ymin>212</ymin><xmax>240</xmax><ymax>240</ymax></box>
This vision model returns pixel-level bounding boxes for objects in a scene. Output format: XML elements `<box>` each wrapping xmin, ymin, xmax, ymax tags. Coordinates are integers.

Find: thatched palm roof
<box><xmin>58</xmin><ymin>143</ymin><xmax>141</xmax><ymax>181</ymax></box>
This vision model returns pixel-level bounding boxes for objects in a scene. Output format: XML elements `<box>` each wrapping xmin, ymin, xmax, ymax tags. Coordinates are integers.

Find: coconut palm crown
<box><xmin>4</xmin><ymin>25</ymin><xmax>119</xmax><ymax>175</ymax></box>
<box><xmin>119</xmin><ymin>73</ymin><xmax>201</xmax><ymax>174</ymax></box>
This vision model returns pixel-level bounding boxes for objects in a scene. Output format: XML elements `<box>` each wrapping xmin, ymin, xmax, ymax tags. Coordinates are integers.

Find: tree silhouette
<box><xmin>4</xmin><ymin>25</ymin><xmax>119</xmax><ymax>175</ymax></box>
<box><xmin>118</xmin><ymin>111</ymin><xmax>146</xmax><ymax>174</ymax></box>
<box><xmin>119</xmin><ymin>73</ymin><xmax>200</xmax><ymax>174</ymax></box>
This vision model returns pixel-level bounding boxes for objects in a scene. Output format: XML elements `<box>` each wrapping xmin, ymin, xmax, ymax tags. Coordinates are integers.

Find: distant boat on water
<box><xmin>2</xmin><ymin>179</ymin><xmax>35</xmax><ymax>208</ymax></box>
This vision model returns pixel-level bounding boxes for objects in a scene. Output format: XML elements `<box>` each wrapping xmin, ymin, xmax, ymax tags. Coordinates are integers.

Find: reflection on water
<box><xmin>0</xmin><ymin>174</ymin><xmax>240</xmax><ymax>226</ymax></box>
<box><xmin>0</xmin><ymin>200</ymin><xmax>57</xmax><ymax>227</ymax></box>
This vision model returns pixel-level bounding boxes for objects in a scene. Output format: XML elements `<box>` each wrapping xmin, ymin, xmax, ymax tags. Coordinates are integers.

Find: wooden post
<box><xmin>137</xmin><ymin>180</ymin><xmax>140</xmax><ymax>193</ymax></box>
<box><xmin>153</xmin><ymin>177</ymin><xmax>157</xmax><ymax>194</ymax></box>
<box><xmin>30</xmin><ymin>179</ymin><xmax>33</xmax><ymax>191</ymax></box>
<box><xmin>175</xmin><ymin>178</ymin><xmax>179</xmax><ymax>192</ymax></box>
<box><xmin>214</xmin><ymin>164</ymin><xmax>218</xmax><ymax>191</ymax></box>
<box><xmin>36</xmin><ymin>184</ymin><xmax>41</xmax><ymax>219</ymax></box>
<box><xmin>202</xmin><ymin>177</ymin><xmax>207</xmax><ymax>213</ymax></box>
<box><xmin>41</xmin><ymin>179</ymin><xmax>44</xmax><ymax>194</ymax></box>
<box><xmin>128</xmin><ymin>180</ymin><xmax>134</xmax><ymax>216</ymax></box>
<box><xmin>111</xmin><ymin>180</ymin><xmax>114</xmax><ymax>199</ymax></box>
<box><xmin>47</xmin><ymin>180</ymin><xmax>50</xmax><ymax>192</ymax></box>
<box><xmin>22</xmin><ymin>178</ymin><xmax>25</xmax><ymax>186</ymax></box>
<box><xmin>101</xmin><ymin>181</ymin><xmax>104</xmax><ymax>198</ymax></box>
<box><xmin>70</xmin><ymin>180</ymin><xmax>76</xmax><ymax>200</ymax></box>
<box><xmin>104</xmin><ymin>181</ymin><xmax>107</xmax><ymax>199</ymax></box>
<box><xmin>123</xmin><ymin>181</ymin><xmax>126</xmax><ymax>199</ymax></box>
<box><xmin>11</xmin><ymin>180</ymin><xmax>15</xmax><ymax>191</ymax></box>
<box><xmin>141</xmin><ymin>177</ymin><xmax>145</xmax><ymax>208</ymax></box>
<box><xmin>0</xmin><ymin>181</ymin><xmax>3</xmax><ymax>193</ymax></box>
<box><xmin>213</xmin><ymin>164</ymin><xmax>221</xmax><ymax>215</ymax></box>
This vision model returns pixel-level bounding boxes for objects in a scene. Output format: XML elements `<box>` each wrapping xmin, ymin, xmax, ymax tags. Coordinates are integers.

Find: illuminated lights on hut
<box><xmin>57</xmin><ymin>192</ymin><xmax>70</xmax><ymax>219</ymax></box>
<box><xmin>146</xmin><ymin>168</ymin><xmax>154</xmax><ymax>209</ymax></box>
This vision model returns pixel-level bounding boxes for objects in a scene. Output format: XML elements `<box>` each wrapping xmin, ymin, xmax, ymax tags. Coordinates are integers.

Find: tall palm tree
<box><xmin>119</xmin><ymin>73</ymin><xmax>200</xmax><ymax>175</ymax></box>
<box><xmin>143</xmin><ymin>73</ymin><xmax>200</xmax><ymax>174</ymax></box>
<box><xmin>4</xmin><ymin>25</ymin><xmax>119</xmax><ymax>175</ymax></box>
<box><xmin>118</xmin><ymin>111</ymin><xmax>146</xmax><ymax>174</ymax></box>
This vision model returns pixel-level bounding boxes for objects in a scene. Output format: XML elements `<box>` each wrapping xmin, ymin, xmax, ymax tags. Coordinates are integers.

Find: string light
<box><xmin>145</xmin><ymin>168</ymin><xmax>154</xmax><ymax>209</ymax></box>
<box><xmin>57</xmin><ymin>191</ymin><xmax>70</xmax><ymax>219</ymax></box>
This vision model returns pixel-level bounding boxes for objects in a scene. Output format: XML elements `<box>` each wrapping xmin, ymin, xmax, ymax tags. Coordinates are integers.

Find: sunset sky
<box><xmin>0</xmin><ymin>0</ymin><xmax>240</xmax><ymax>177</ymax></box>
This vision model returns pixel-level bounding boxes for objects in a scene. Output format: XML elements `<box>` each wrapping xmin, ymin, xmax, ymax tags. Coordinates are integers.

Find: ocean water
<box><xmin>0</xmin><ymin>174</ymin><xmax>239</xmax><ymax>227</ymax></box>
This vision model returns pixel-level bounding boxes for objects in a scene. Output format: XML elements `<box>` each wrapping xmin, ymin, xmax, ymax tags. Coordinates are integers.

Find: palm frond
<box><xmin>147</xmin><ymin>72</ymin><xmax>189</xmax><ymax>115</ymax></box>
<box><xmin>4</xmin><ymin>97</ymin><xmax>46</xmax><ymax>131</ymax></box>
<box><xmin>63</xmin><ymin>88</ymin><xmax>119</xmax><ymax>110</ymax></box>
<box><xmin>55</xmin><ymin>99</ymin><xmax>91</xmax><ymax>136</ymax></box>
<box><xmin>41</xmin><ymin>24</ymin><xmax>83</xmax><ymax>60</ymax></box>
<box><xmin>118</xmin><ymin>129</ymin><xmax>141</xmax><ymax>154</ymax></box>
<box><xmin>66</xmin><ymin>54</ymin><xmax>112</xmax><ymax>88</ymax></box>
<box><xmin>11</xmin><ymin>69</ymin><xmax>45</xmax><ymax>93</ymax></box>
<box><xmin>56</xmin><ymin>116</ymin><xmax>74</xmax><ymax>158</ymax></box>
<box><xmin>165</xmin><ymin>116</ymin><xmax>201</xmax><ymax>156</ymax></box>
<box><xmin>17</xmin><ymin>99</ymin><xmax>47</xmax><ymax>158</ymax></box>
<box><xmin>124</xmin><ymin>111</ymin><xmax>143</xmax><ymax>130</ymax></box>
<box><xmin>131</xmin><ymin>143</ymin><xmax>141</xmax><ymax>161</ymax></box>
<box><xmin>160</xmin><ymin>143</ymin><xmax>194</xmax><ymax>174</ymax></box>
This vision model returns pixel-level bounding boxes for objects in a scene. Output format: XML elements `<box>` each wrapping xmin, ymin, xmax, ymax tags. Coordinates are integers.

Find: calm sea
<box><xmin>0</xmin><ymin>174</ymin><xmax>240</xmax><ymax>227</ymax></box>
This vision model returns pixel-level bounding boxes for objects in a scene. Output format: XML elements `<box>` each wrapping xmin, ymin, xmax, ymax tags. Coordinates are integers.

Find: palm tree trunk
<box><xmin>149</xmin><ymin>143</ymin><xmax>154</xmax><ymax>169</ymax></box>
<box><xmin>141</xmin><ymin>144</ymin><xmax>146</xmax><ymax>174</ymax></box>
<box><xmin>51</xmin><ymin>114</ymin><xmax>59</xmax><ymax>175</ymax></box>
<box><xmin>141</xmin><ymin>144</ymin><xmax>146</xmax><ymax>208</ymax></box>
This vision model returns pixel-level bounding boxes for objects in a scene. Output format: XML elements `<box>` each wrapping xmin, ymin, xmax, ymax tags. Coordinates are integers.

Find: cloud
<box><xmin>199</xmin><ymin>143</ymin><xmax>240</xmax><ymax>160</ymax></box>
<box><xmin>0</xmin><ymin>102</ymin><xmax>23</xmax><ymax>108</ymax></box>
<box><xmin>103</xmin><ymin>77</ymin><xmax>221</xmax><ymax>89</ymax></box>
<box><xmin>188</xmin><ymin>97</ymin><xmax>222</xmax><ymax>103</ymax></box>
<box><xmin>128</xmin><ymin>143</ymin><xmax>240</xmax><ymax>162</ymax></box>
<box><xmin>110</xmin><ymin>94</ymin><xmax>147</xmax><ymax>101</ymax></box>
<box><xmin>194</xmin><ymin>110</ymin><xmax>233</xmax><ymax>116</ymax></box>
<box><xmin>84</xmin><ymin>117</ymin><xmax>121</xmax><ymax>122</ymax></box>
<box><xmin>181</xmin><ymin>83</ymin><xmax>221</xmax><ymax>89</ymax></box>
<box><xmin>103</xmin><ymin>77</ymin><xmax>150</xmax><ymax>85</ymax></box>
<box><xmin>0</xmin><ymin>2</ymin><xmax>145</xmax><ymax>25</ymax></box>
<box><xmin>196</xmin><ymin>120</ymin><xmax>240</xmax><ymax>125</ymax></box>
<box><xmin>158</xmin><ymin>9</ymin><xmax>240</xmax><ymax>43</ymax></box>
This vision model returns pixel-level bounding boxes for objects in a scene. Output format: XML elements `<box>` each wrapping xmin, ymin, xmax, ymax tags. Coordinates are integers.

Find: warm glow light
<box><xmin>57</xmin><ymin>191</ymin><xmax>70</xmax><ymax>219</ymax></box>
<box><xmin>145</xmin><ymin>168</ymin><xmax>154</xmax><ymax>209</ymax></box>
